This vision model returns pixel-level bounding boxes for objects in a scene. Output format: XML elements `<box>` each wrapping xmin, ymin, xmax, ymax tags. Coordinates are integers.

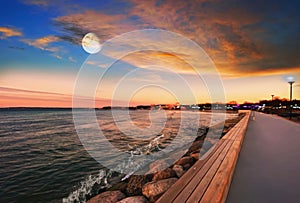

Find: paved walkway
<box><xmin>226</xmin><ymin>112</ymin><xmax>300</xmax><ymax>203</ymax></box>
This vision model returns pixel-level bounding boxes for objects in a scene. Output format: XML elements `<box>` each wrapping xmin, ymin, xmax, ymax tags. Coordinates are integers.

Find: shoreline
<box><xmin>85</xmin><ymin>113</ymin><xmax>245</xmax><ymax>203</ymax></box>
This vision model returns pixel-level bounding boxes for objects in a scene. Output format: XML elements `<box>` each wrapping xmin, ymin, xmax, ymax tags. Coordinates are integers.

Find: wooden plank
<box><xmin>225</xmin><ymin>124</ymin><xmax>242</xmax><ymax>141</ymax></box>
<box><xmin>200</xmin><ymin>140</ymin><xmax>241</xmax><ymax>203</ymax></box>
<box><xmin>220</xmin><ymin>128</ymin><xmax>236</xmax><ymax>140</ymax></box>
<box><xmin>221</xmin><ymin>116</ymin><xmax>245</xmax><ymax>140</ymax></box>
<box><xmin>234</xmin><ymin>113</ymin><xmax>250</xmax><ymax>142</ymax></box>
<box><xmin>171</xmin><ymin>139</ymin><xmax>232</xmax><ymax>203</ymax></box>
<box><xmin>234</xmin><ymin>124</ymin><xmax>247</xmax><ymax>142</ymax></box>
<box><xmin>185</xmin><ymin>140</ymin><xmax>234</xmax><ymax>203</ymax></box>
<box><xmin>156</xmin><ymin>139</ymin><xmax>227</xmax><ymax>203</ymax></box>
<box><xmin>157</xmin><ymin>111</ymin><xmax>251</xmax><ymax>203</ymax></box>
<box><xmin>223</xmin><ymin>114</ymin><xmax>249</xmax><ymax>142</ymax></box>
<box><xmin>186</xmin><ymin>112</ymin><xmax>250</xmax><ymax>202</ymax></box>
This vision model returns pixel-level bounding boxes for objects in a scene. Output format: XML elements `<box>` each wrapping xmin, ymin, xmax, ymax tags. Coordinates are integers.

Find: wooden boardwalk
<box><xmin>156</xmin><ymin>111</ymin><xmax>250</xmax><ymax>203</ymax></box>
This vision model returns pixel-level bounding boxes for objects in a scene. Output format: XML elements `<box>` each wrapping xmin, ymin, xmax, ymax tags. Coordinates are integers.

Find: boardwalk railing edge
<box><xmin>156</xmin><ymin>110</ymin><xmax>251</xmax><ymax>203</ymax></box>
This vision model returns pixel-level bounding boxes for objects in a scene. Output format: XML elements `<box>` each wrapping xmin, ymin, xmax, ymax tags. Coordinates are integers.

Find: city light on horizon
<box><xmin>0</xmin><ymin>69</ymin><xmax>299</xmax><ymax>107</ymax></box>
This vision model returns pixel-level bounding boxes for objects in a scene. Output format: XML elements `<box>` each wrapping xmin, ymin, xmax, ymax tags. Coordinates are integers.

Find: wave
<box><xmin>62</xmin><ymin>134</ymin><xmax>165</xmax><ymax>203</ymax></box>
<box><xmin>62</xmin><ymin>170</ymin><xmax>109</xmax><ymax>203</ymax></box>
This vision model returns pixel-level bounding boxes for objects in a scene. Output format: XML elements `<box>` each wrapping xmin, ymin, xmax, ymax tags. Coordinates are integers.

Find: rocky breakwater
<box><xmin>86</xmin><ymin>113</ymin><xmax>245</xmax><ymax>203</ymax></box>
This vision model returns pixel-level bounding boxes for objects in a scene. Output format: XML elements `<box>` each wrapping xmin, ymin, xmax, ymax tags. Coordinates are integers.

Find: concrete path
<box><xmin>226</xmin><ymin>112</ymin><xmax>300</xmax><ymax>203</ymax></box>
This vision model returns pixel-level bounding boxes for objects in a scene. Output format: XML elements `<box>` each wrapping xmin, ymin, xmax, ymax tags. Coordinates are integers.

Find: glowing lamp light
<box><xmin>285</xmin><ymin>75</ymin><xmax>296</xmax><ymax>119</ymax></box>
<box><xmin>284</xmin><ymin>75</ymin><xmax>296</xmax><ymax>83</ymax></box>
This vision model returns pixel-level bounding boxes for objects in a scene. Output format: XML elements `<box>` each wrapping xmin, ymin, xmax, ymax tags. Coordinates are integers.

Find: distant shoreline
<box><xmin>0</xmin><ymin>107</ymin><xmax>234</xmax><ymax>111</ymax></box>
<box><xmin>0</xmin><ymin>107</ymin><xmax>75</xmax><ymax>110</ymax></box>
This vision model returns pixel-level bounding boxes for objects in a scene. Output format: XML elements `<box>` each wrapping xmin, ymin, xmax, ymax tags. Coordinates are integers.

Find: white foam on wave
<box><xmin>63</xmin><ymin>134</ymin><xmax>165</xmax><ymax>202</ymax></box>
<box><xmin>62</xmin><ymin>170</ymin><xmax>110</xmax><ymax>203</ymax></box>
<box><xmin>119</xmin><ymin>133</ymin><xmax>165</xmax><ymax>181</ymax></box>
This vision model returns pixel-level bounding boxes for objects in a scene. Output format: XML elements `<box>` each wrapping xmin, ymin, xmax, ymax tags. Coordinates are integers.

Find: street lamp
<box><xmin>287</xmin><ymin>77</ymin><xmax>295</xmax><ymax>119</ymax></box>
<box><xmin>271</xmin><ymin>94</ymin><xmax>274</xmax><ymax>114</ymax></box>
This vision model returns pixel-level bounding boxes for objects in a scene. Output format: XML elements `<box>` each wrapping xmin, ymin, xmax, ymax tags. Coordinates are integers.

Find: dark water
<box><xmin>0</xmin><ymin>109</ymin><xmax>101</xmax><ymax>203</ymax></box>
<box><xmin>0</xmin><ymin>109</ymin><xmax>233</xmax><ymax>203</ymax></box>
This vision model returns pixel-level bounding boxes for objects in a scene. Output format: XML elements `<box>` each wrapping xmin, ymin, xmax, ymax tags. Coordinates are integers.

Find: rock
<box><xmin>222</xmin><ymin>128</ymin><xmax>230</xmax><ymax>136</ymax></box>
<box><xmin>190</xmin><ymin>152</ymin><xmax>200</xmax><ymax>161</ymax></box>
<box><xmin>108</xmin><ymin>182</ymin><xmax>128</xmax><ymax>193</ymax></box>
<box><xmin>142</xmin><ymin>178</ymin><xmax>178</xmax><ymax>202</ymax></box>
<box><xmin>189</xmin><ymin>140</ymin><xmax>204</xmax><ymax>153</ymax></box>
<box><xmin>116</xmin><ymin>196</ymin><xmax>149</xmax><ymax>203</ymax></box>
<box><xmin>191</xmin><ymin>149</ymin><xmax>200</xmax><ymax>154</ymax></box>
<box><xmin>172</xmin><ymin>164</ymin><xmax>184</xmax><ymax>178</ymax></box>
<box><xmin>87</xmin><ymin>190</ymin><xmax>125</xmax><ymax>203</ymax></box>
<box><xmin>183</xmin><ymin>163</ymin><xmax>191</xmax><ymax>170</ymax></box>
<box><xmin>148</xmin><ymin>158</ymin><xmax>174</xmax><ymax>174</ymax></box>
<box><xmin>152</xmin><ymin>168</ymin><xmax>176</xmax><ymax>181</ymax></box>
<box><xmin>197</xmin><ymin>126</ymin><xmax>209</xmax><ymax>138</ymax></box>
<box><xmin>224</xmin><ymin>123</ymin><xmax>232</xmax><ymax>128</ymax></box>
<box><xmin>126</xmin><ymin>175</ymin><xmax>152</xmax><ymax>196</ymax></box>
<box><xmin>175</xmin><ymin>156</ymin><xmax>194</xmax><ymax>166</ymax></box>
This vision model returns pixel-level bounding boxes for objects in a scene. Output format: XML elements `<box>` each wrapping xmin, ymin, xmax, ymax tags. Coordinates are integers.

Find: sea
<box><xmin>0</xmin><ymin>109</ymin><xmax>235</xmax><ymax>203</ymax></box>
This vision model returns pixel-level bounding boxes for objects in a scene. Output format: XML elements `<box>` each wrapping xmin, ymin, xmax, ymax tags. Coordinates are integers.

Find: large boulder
<box><xmin>152</xmin><ymin>168</ymin><xmax>176</xmax><ymax>181</ymax></box>
<box><xmin>126</xmin><ymin>175</ymin><xmax>152</xmax><ymax>196</ymax></box>
<box><xmin>108</xmin><ymin>182</ymin><xmax>127</xmax><ymax>193</ymax></box>
<box><xmin>183</xmin><ymin>163</ymin><xmax>191</xmax><ymax>170</ymax></box>
<box><xmin>196</xmin><ymin>126</ymin><xmax>209</xmax><ymax>138</ymax></box>
<box><xmin>116</xmin><ymin>196</ymin><xmax>149</xmax><ymax>203</ymax></box>
<box><xmin>87</xmin><ymin>190</ymin><xmax>125</xmax><ymax>203</ymax></box>
<box><xmin>190</xmin><ymin>152</ymin><xmax>200</xmax><ymax>161</ymax></box>
<box><xmin>175</xmin><ymin>156</ymin><xmax>194</xmax><ymax>167</ymax></box>
<box><xmin>142</xmin><ymin>178</ymin><xmax>178</xmax><ymax>202</ymax></box>
<box><xmin>148</xmin><ymin>158</ymin><xmax>174</xmax><ymax>174</ymax></box>
<box><xmin>188</xmin><ymin>140</ymin><xmax>204</xmax><ymax>153</ymax></box>
<box><xmin>172</xmin><ymin>164</ymin><xmax>184</xmax><ymax>178</ymax></box>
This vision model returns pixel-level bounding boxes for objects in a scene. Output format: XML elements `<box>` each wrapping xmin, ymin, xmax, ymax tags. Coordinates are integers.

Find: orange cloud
<box><xmin>21</xmin><ymin>35</ymin><xmax>60</xmax><ymax>50</ymax></box>
<box><xmin>119</xmin><ymin>51</ymin><xmax>195</xmax><ymax>74</ymax></box>
<box><xmin>21</xmin><ymin>35</ymin><xmax>63</xmax><ymax>58</ymax></box>
<box><xmin>128</xmin><ymin>0</ymin><xmax>264</xmax><ymax>74</ymax></box>
<box><xmin>86</xmin><ymin>60</ymin><xmax>108</xmax><ymax>68</ymax></box>
<box><xmin>53</xmin><ymin>2</ymin><xmax>259</xmax><ymax>76</ymax></box>
<box><xmin>0</xmin><ymin>27</ymin><xmax>22</xmax><ymax>39</ymax></box>
<box><xmin>55</xmin><ymin>10</ymin><xmax>135</xmax><ymax>44</ymax></box>
<box><xmin>53</xmin><ymin>0</ymin><xmax>300</xmax><ymax>78</ymax></box>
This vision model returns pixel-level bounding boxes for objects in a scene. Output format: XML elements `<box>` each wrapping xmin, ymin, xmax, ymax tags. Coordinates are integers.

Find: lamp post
<box><xmin>288</xmin><ymin>80</ymin><xmax>295</xmax><ymax>119</ymax></box>
<box><xmin>271</xmin><ymin>94</ymin><xmax>274</xmax><ymax>114</ymax></box>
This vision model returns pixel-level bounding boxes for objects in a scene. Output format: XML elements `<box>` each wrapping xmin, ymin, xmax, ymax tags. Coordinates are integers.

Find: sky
<box><xmin>0</xmin><ymin>0</ymin><xmax>300</xmax><ymax>107</ymax></box>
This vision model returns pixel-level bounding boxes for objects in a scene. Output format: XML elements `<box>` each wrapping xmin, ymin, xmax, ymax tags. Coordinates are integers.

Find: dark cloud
<box><xmin>8</xmin><ymin>46</ymin><xmax>25</xmax><ymax>50</ymax></box>
<box><xmin>23</xmin><ymin>0</ymin><xmax>49</xmax><ymax>7</ymax></box>
<box><xmin>53</xmin><ymin>10</ymin><xmax>135</xmax><ymax>44</ymax></box>
<box><xmin>53</xmin><ymin>21</ymin><xmax>90</xmax><ymax>44</ymax></box>
<box><xmin>52</xmin><ymin>0</ymin><xmax>300</xmax><ymax>76</ymax></box>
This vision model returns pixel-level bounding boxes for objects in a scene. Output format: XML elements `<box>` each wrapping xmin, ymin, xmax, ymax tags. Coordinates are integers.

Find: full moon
<box><xmin>82</xmin><ymin>33</ymin><xmax>101</xmax><ymax>54</ymax></box>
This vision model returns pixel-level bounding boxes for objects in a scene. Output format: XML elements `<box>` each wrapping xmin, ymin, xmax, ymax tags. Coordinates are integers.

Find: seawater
<box><xmin>0</xmin><ymin>109</ymin><xmax>235</xmax><ymax>203</ymax></box>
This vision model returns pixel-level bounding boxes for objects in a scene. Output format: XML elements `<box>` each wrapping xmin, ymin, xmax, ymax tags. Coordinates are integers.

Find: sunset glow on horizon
<box><xmin>1</xmin><ymin>0</ymin><xmax>300</xmax><ymax>107</ymax></box>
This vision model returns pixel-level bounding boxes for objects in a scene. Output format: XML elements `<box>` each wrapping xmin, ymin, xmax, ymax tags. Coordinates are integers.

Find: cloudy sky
<box><xmin>0</xmin><ymin>0</ymin><xmax>299</xmax><ymax>107</ymax></box>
